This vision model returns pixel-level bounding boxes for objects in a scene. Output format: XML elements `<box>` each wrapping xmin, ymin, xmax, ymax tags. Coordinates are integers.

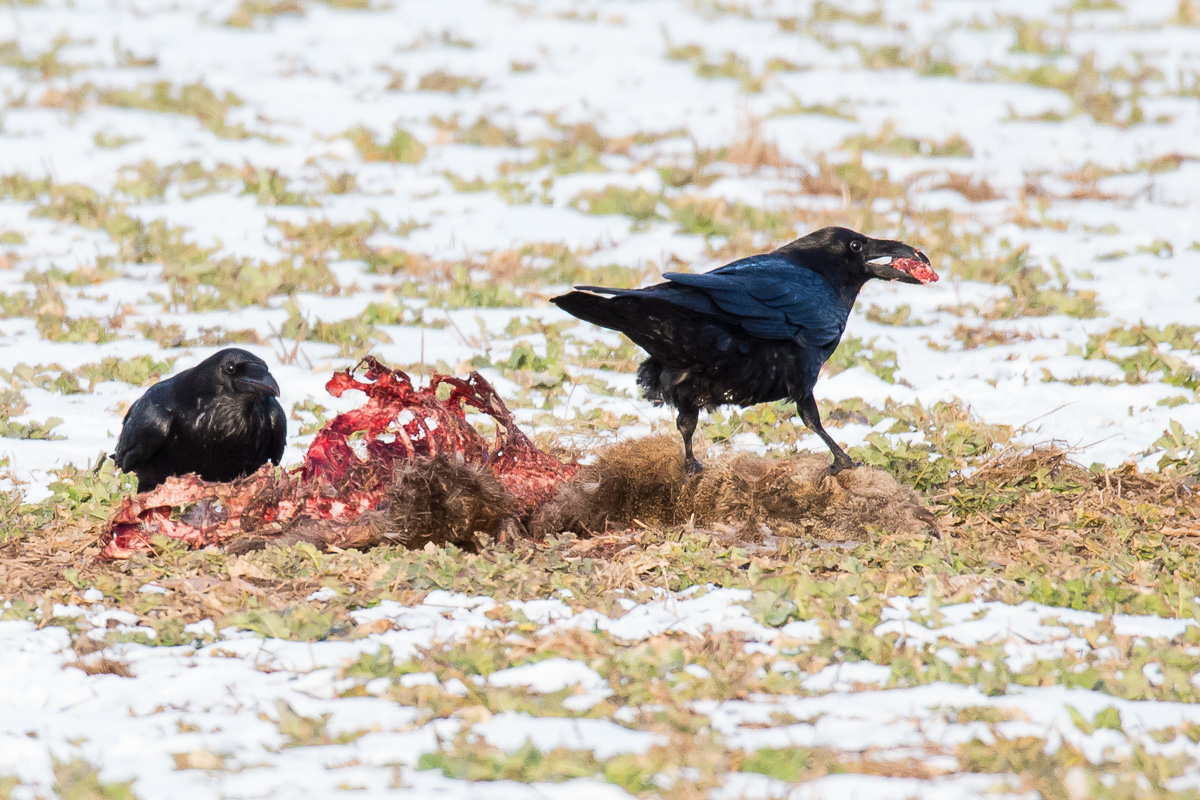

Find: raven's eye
<box><xmin>849</xmin><ymin>240</ymin><xmax>864</xmax><ymax>254</ymax></box>
<box><xmin>223</xmin><ymin>363</ymin><xmax>236</xmax><ymax>375</ymax></box>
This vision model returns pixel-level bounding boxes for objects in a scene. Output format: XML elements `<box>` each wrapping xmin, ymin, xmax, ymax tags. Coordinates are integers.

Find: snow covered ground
<box><xmin>2</xmin><ymin>0</ymin><xmax>1200</xmax><ymax>797</ymax></box>
<box><xmin>8</xmin><ymin>586</ymin><xmax>1200</xmax><ymax>799</ymax></box>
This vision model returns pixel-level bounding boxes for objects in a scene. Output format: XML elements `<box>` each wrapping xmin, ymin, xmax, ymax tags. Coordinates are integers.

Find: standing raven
<box><xmin>113</xmin><ymin>348</ymin><xmax>287</xmax><ymax>491</ymax></box>
<box><xmin>552</xmin><ymin>227</ymin><xmax>938</xmax><ymax>474</ymax></box>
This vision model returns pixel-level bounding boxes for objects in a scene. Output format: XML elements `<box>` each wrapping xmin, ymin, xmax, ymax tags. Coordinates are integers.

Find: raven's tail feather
<box><xmin>551</xmin><ymin>291</ymin><xmax>638</xmax><ymax>334</ymax></box>
<box><xmin>554</xmin><ymin>291</ymin><xmax>671</xmax><ymax>405</ymax></box>
<box><xmin>552</xmin><ymin>290</ymin><xmax>725</xmax><ymax>371</ymax></box>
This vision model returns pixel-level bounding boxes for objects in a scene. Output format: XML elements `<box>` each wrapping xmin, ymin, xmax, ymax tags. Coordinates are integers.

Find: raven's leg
<box><xmin>676</xmin><ymin>405</ymin><xmax>703</xmax><ymax>474</ymax></box>
<box><xmin>795</xmin><ymin>393</ymin><xmax>859</xmax><ymax>474</ymax></box>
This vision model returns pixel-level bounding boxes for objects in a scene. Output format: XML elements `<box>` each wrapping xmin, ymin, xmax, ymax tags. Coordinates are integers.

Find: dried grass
<box><xmin>953</xmin><ymin>323</ymin><xmax>1036</xmax><ymax>350</ymax></box>
<box><xmin>64</xmin><ymin>656</ymin><xmax>134</xmax><ymax>678</ymax></box>
<box><xmin>726</xmin><ymin>119</ymin><xmax>788</xmax><ymax>172</ymax></box>
<box><xmin>3</xmin><ymin>434</ymin><xmax>1198</xmax><ymax>625</ymax></box>
<box><xmin>945</xmin><ymin>447</ymin><xmax>1200</xmax><ymax>538</ymax></box>
<box><xmin>934</xmin><ymin>173</ymin><xmax>1003</xmax><ymax>202</ymax></box>
<box><xmin>482</xmin><ymin>249</ymin><xmax>525</xmax><ymax>283</ymax></box>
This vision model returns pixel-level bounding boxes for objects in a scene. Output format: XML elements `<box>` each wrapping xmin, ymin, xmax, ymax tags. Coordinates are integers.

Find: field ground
<box><xmin>2</xmin><ymin>0</ymin><xmax>1200</xmax><ymax>798</ymax></box>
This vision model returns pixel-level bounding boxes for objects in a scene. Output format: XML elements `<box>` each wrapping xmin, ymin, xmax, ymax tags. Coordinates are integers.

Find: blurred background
<box><xmin>0</xmin><ymin>0</ymin><xmax>1199</xmax><ymax>497</ymax></box>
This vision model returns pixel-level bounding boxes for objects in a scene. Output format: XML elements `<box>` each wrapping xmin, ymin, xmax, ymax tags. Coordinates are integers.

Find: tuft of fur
<box><xmin>684</xmin><ymin>452</ymin><xmax>932</xmax><ymax>541</ymax></box>
<box><xmin>531</xmin><ymin>436</ymin><xmax>686</xmax><ymax>536</ymax></box>
<box><xmin>381</xmin><ymin>454</ymin><xmax>514</xmax><ymax>549</ymax></box>
<box><xmin>532</xmin><ymin>435</ymin><xmax>933</xmax><ymax>542</ymax></box>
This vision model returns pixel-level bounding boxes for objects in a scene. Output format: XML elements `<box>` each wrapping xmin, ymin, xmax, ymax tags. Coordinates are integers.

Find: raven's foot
<box><xmin>684</xmin><ymin>456</ymin><xmax>704</xmax><ymax>476</ymax></box>
<box><xmin>827</xmin><ymin>458</ymin><xmax>862</xmax><ymax>476</ymax></box>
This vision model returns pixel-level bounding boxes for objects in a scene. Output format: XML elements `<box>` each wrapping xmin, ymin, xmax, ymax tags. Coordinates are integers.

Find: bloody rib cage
<box><xmin>101</xmin><ymin>357</ymin><xmax>577</xmax><ymax>560</ymax></box>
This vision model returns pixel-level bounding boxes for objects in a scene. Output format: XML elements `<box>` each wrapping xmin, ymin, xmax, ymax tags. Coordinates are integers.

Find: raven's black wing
<box><xmin>662</xmin><ymin>254</ymin><xmax>847</xmax><ymax>347</ymax></box>
<box><xmin>113</xmin><ymin>390</ymin><xmax>175</xmax><ymax>472</ymax></box>
<box><xmin>577</xmin><ymin>254</ymin><xmax>849</xmax><ymax>349</ymax></box>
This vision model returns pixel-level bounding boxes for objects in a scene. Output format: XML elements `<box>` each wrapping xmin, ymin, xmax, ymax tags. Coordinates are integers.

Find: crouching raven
<box><xmin>113</xmin><ymin>348</ymin><xmax>287</xmax><ymax>491</ymax></box>
<box><xmin>552</xmin><ymin>227</ymin><xmax>938</xmax><ymax>474</ymax></box>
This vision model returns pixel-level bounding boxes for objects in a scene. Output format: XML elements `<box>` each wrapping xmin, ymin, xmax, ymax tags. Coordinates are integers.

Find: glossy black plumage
<box><xmin>551</xmin><ymin>226</ymin><xmax>933</xmax><ymax>473</ymax></box>
<box><xmin>113</xmin><ymin>348</ymin><xmax>287</xmax><ymax>491</ymax></box>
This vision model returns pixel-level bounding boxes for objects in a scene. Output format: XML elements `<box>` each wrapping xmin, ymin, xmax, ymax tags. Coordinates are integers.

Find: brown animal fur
<box><xmin>381</xmin><ymin>453</ymin><xmax>514</xmax><ymax>549</ymax></box>
<box><xmin>226</xmin><ymin>438</ymin><xmax>931</xmax><ymax>554</ymax></box>
<box><xmin>531</xmin><ymin>436</ymin><xmax>933</xmax><ymax>542</ymax></box>
<box><xmin>532</xmin><ymin>436</ymin><xmax>687</xmax><ymax>534</ymax></box>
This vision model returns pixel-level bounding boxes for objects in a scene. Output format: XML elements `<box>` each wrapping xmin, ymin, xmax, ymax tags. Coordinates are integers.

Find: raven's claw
<box><xmin>827</xmin><ymin>459</ymin><xmax>862</xmax><ymax>476</ymax></box>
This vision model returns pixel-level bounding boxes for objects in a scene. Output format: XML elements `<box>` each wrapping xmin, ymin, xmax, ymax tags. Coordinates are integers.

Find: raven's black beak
<box><xmin>236</xmin><ymin>373</ymin><xmax>281</xmax><ymax>397</ymax></box>
<box><xmin>864</xmin><ymin>239</ymin><xmax>939</xmax><ymax>285</ymax></box>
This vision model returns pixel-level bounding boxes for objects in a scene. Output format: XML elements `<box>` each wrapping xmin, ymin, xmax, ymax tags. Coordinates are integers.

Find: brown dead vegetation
<box><xmin>952</xmin><ymin>323</ymin><xmax>1037</xmax><ymax>350</ymax></box>
<box><xmin>935</xmin><ymin>447</ymin><xmax>1200</xmax><ymax>555</ymax></box>
<box><xmin>64</xmin><ymin>656</ymin><xmax>134</xmax><ymax>678</ymax></box>
<box><xmin>2</xmin><ymin>439</ymin><xmax>1199</xmax><ymax>624</ymax></box>
<box><xmin>725</xmin><ymin>119</ymin><xmax>789</xmax><ymax>173</ymax></box>
<box><xmin>933</xmin><ymin>173</ymin><xmax>1003</xmax><ymax>202</ymax></box>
